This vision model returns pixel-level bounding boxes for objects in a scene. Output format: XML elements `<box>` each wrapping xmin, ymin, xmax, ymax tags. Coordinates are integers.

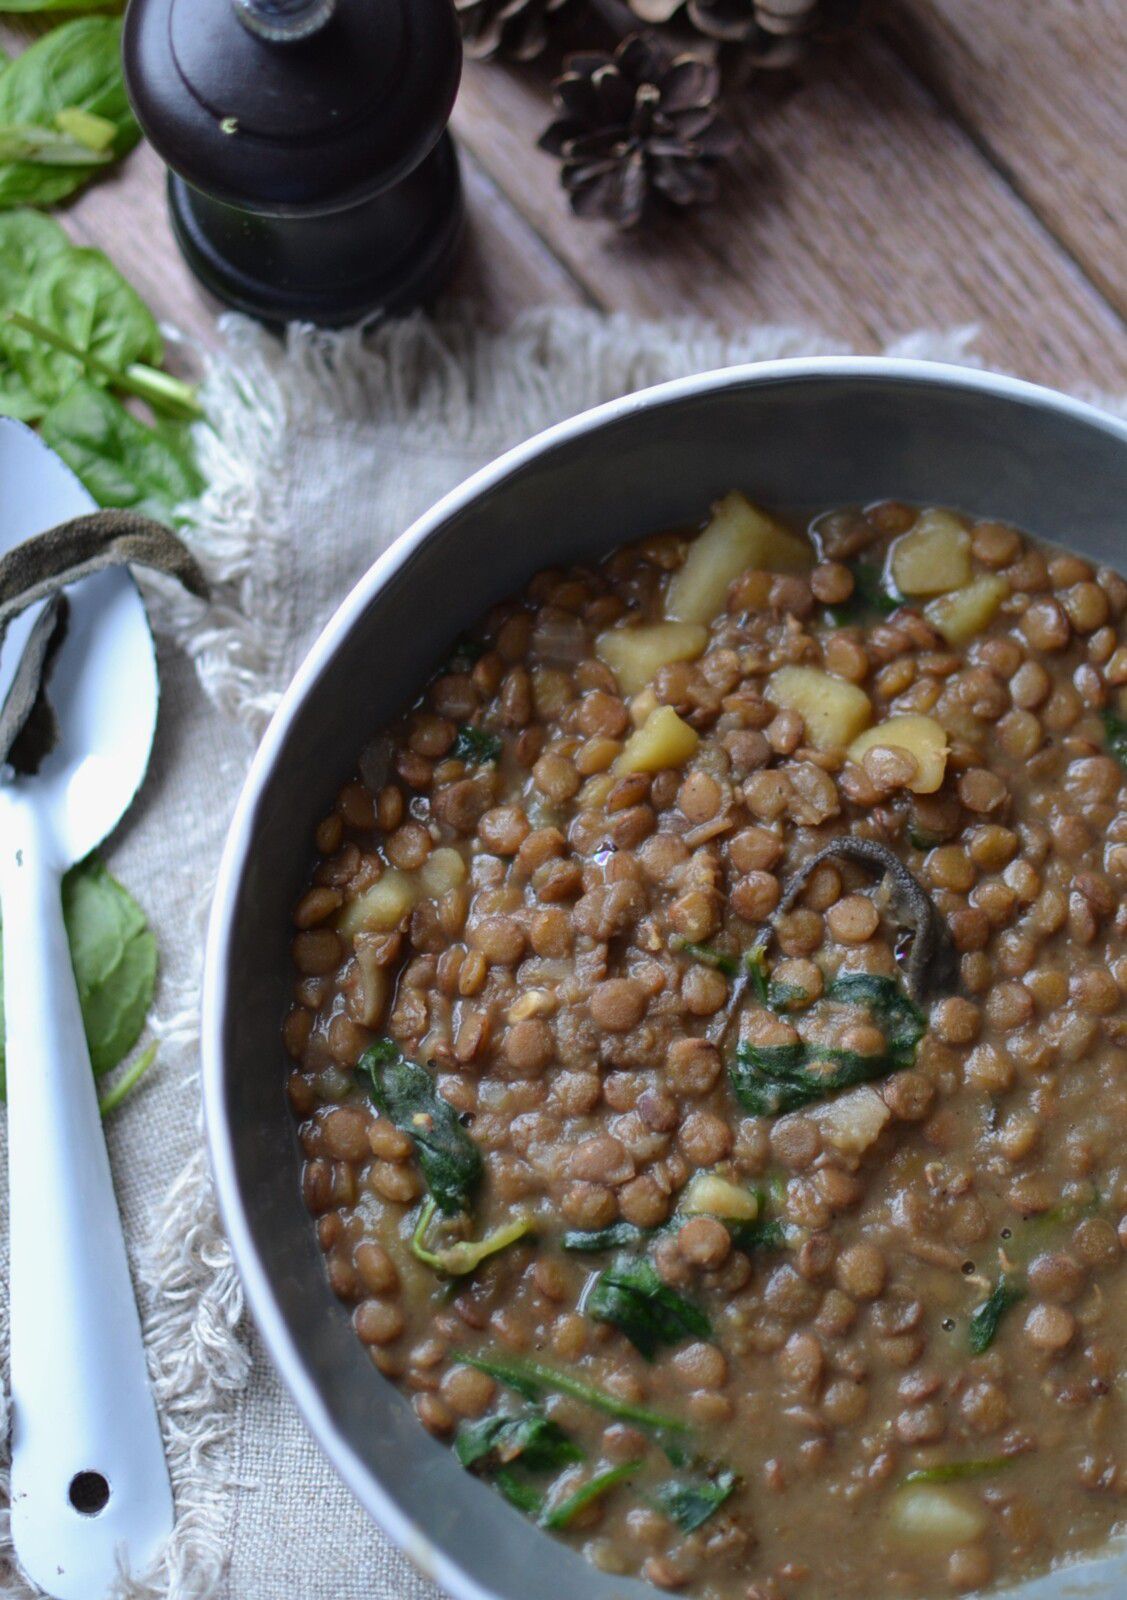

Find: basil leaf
<box><xmin>654</xmin><ymin>1466</ymin><xmax>737</xmax><ymax>1532</ymax></box>
<box><xmin>40</xmin><ymin>383</ymin><xmax>202</xmax><ymax>524</ymax></box>
<box><xmin>452</xmin><ymin>724</ymin><xmax>502</xmax><ymax>765</ymax></box>
<box><xmin>455</xmin><ymin>1410</ymin><xmax>582</xmax><ymax>1474</ymax></box>
<box><xmin>357</xmin><ymin>1038</ymin><xmax>482</xmax><ymax>1216</ymax></box>
<box><xmin>0</xmin><ymin>18</ymin><xmax>138</xmax><ymax>208</ymax></box>
<box><xmin>0</xmin><ymin>853</ymin><xmax>156</xmax><ymax>1098</ymax></box>
<box><xmin>1</xmin><ymin>247</ymin><xmax>162</xmax><ymax>418</ymax></box>
<box><xmin>588</xmin><ymin>1257</ymin><xmax>711</xmax><ymax>1360</ymax></box>
<box><xmin>968</xmin><ymin>1276</ymin><xmax>1023</xmax><ymax>1354</ymax></box>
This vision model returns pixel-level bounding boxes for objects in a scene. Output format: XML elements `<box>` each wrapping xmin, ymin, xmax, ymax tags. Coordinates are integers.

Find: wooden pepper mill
<box><xmin>123</xmin><ymin>0</ymin><xmax>464</xmax><ymax>326</ymax></box>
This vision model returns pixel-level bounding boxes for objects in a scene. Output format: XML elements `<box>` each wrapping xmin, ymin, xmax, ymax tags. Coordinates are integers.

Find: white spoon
<box><xmin>0</xmin><ymin>420</ymin><xmax>173</xmax><ymax>1597</ymax></box>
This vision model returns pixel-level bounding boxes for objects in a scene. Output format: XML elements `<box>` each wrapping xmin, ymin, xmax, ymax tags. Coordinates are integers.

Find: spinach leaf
<box><xmin>452</xmin><ymin>1352</ymin><xmax>692</xmax><ymax>1441</ymax></box>
<box><xmin>824</xmin><ymin>559</ymin><xmax>899</xmax><ymax>625</ymax></box>
<box><xmin>0</xmin><ymin>208</ymin><xmax>68</xmax><ymax>305</ymax></box>
<box><xmin>444</xmin><ymin>637</ymin><xmax>485</xmax><ymax>672</ymax></box>
<box><xmin>727</xmin><ymin>1214</ymin><xmax>785</xmax><ymax>1252</ymax></box>
<box><xmin>562</xmin><ymin>1222</ymin><xmax>650</xmax><ymax>1253</ymax></box>
<box><xmin>0</xmin><ymin>853</ymin><xmax>156</xmax><ymax>1098</ymax></box>
<box><xmin>0</xmin><ymin>1</ymin><xmax>124</xmax><ymax>10</ymax></box>
<box><xmin>1</xmin><ymin>246</ymin><xmax>162</xmax><ymax>418</ymax></box>
<box><xmin>588</xmin><ymin>1257</ymin><xmax>711</xmax><ymax>1360</ymax></box>
<box><xmin>455</xmin><ymin>1410</ymin><xmax>582</xmax><ymax>1473</ymax></box>
<box><xmin>730</xmin><ymin>972</ymin><xmax>926</xmax><ymax>1116</ymax></box>
<box><xmin>41</xmin><ymin>382</ymin><xmax>202</xmax><ymax>524</ymax></box>
<box><xmin>654</xmin><ymin>1467</ymin><xmax>737</xmax><ymax>1533</ymax></box>
<box><xmin>357</xmin><ymin>1038</ymin><xmax>482</xmax><ymax>1216</ymax></box>
<box><xmin>0</xmin><ymin>18</ymin><xmax>138</xmax><ymax>208</ymax></box>
<box><xmin>411</xmin><ymin>1196</ymin><xmax>532</xmax><ymax>1275</ymax></box>
<box><xmin>766</xmin><ymin>979</ymin><xmax>808</xmax><ymax>1012</ymax></box>
<box><xmin>452</xmin><ymin>724</ymin><xmax>502</xmax><ymax>765</ymax></box>
<box><xmin>540</xmin><ymin>1460</ymin><xmax>641</xmax><ymax>1531</ymax></box>
<box><xmin>968</xmin><ymin>1276</ymin><xmax>1023</xmax><ymax>1353</ymax></box>
<box><xmin>494</xmin><ymin>1470</ymin><xmax>544</xmax><ymax>1514</ymax></box>
<box><xmin>1101</xmin><ymin>709</ymin><xmax>1127</xmax><ymax>769</ymax></box>
<box><xmin>669</xmin><ymin>937</ymin><xmax>738</xmax><ymax>976</ymax></box>
<box><xmin>0</xmin><ymin>209</ymin><xmax>70</xmax><ymax>417</ymax></box>
<box><xmin>827</xmin><ymin>973</ymin><xmax>926</xmax><ymax>1065</ymax></box>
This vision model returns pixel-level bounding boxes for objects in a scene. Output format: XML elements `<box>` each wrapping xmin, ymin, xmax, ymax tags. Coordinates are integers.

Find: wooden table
<box><xmin>3</xmin><ymin>2</ymin><xmax>1126</xmax><ymax>392</ymax></box>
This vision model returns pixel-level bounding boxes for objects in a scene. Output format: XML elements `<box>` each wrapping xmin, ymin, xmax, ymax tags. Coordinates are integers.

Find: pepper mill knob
<box><xmin>123</xmin><ymin>0</ymin><xmax>464</xmax><ymax>326</ymax></box>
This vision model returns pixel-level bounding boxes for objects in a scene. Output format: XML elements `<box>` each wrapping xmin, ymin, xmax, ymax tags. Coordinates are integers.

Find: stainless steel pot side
<box><xmin>202</xmin><ymin>360</ymin><xmax>1127</xmax><ymax>1600</ymax></box>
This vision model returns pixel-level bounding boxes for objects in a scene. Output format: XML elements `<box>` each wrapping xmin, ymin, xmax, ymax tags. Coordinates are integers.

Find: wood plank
<box><xmin>453</xmin><ymin>33</ymin><xmax>1127</xmax><ymax>391</ymax></box>
<box><xmin>448</xmin><ymin>153</ymin><xmax>594</xmax><ymax>317</ymax></box>
<box><xmin>881</xmin><ymin>0</ymin><xmax>1127</xmax><ymax>317</ymax></box>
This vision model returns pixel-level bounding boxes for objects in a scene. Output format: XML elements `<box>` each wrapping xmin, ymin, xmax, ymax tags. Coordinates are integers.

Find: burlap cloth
<box><xmin>0</xmin><ymin>308</ymin><xmax>999</xmax><ymax>1598</ymax></box>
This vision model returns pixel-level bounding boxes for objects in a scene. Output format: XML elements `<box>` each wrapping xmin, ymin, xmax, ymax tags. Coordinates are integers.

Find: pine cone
<box><xmin>456</xmin><ymin>0</ymin><xmax>570</xmax><ymax>61</ymax></box>
<box><xmin>539</xmin><ymin>34</ymin><xmax>738</xmax><ymax>228</ymax></box>
<box><xmin>628</xmin><ymin>0</ymin><xmax>863</xmax><ymax>68</ymax></box>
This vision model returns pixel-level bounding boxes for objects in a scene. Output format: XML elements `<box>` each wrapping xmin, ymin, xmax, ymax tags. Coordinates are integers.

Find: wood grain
<box><xmin>882</xmin><ymin>0</ymin><xmax>1127</xmax><ymax>316</ymax></box>
<box><xmin>0</xmin><ymin>10</ymin><xmax>1123</xmax><ymax>399</ymax></box>
<box><xmin>453</xmin><ymin>33</ymin><xmax>1126</xmax><ymax>390</ymax></box>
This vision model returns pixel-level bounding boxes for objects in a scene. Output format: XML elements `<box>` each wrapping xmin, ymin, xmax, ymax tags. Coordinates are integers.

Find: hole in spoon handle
<box><xmin>68</xmin><ymin>1472</ymin><xmax>111</xmax><ymax>1517</ymax></box>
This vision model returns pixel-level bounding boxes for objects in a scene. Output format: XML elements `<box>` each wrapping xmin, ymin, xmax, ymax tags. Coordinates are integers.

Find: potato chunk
<box><xmin>614</xmin><ymin>704</ymin><xmax>699</xmax><ymax>774</ymax></box>
<box><xmin>925</xmin><ymin>574</ymin><xmax>1009</xmax><ymax>645</ymax></box>
<box><xmin>890</xmin><ymin>510</ymin><xmax>972</xmax><ymax>596</ymax></box>
<box><xmin>596</xmin><ymin>620</ymin><xmax>708</xmax><ymax>696</ymax></box>
<box><xmin>337</xmin><ymin>869</ymin><xmax>418</xmax><ymax>937</ymax></box>
<box><xmin>417</xmin><ymin>846</ymin><xmax>467</xmax><ymax>899</ymax></box>
<box><xmin>766</xmin><ymin>666</ymin><xmax>872</xmax><ymax>751</ymax></box>
<box><xmin>665</xmin><ymin>491</ymin><xmax>812</xmax><ymax>624</ymax></box>
<box><xmin>889</xmin><ymin>1485</ymin><xmax>988</xmax><ymax>1548</ymax></box>
<box><xmin>847</xmin><ymin>714</ymin><xmax>948</xmax><ymax>795</ymax></box>
<box><xmin>681</xmin><ymin>1173</ymin><xmax>760</xmax><ymax>1221</ymax></box>
<box><xmin>811</xmin><ymin>1086</ymin><xmax>891</xmax><ymax>1158</ymax></box>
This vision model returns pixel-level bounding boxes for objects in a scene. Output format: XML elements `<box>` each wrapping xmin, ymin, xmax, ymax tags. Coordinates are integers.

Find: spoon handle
<box><xmin>1</xmin><ymin>810</ymin><xmax>173</xmax><ymax>1599</ymax></box>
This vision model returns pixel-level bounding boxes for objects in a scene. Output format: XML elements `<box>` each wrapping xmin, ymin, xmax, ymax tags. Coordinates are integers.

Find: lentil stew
<box><xmin>284</xmin><ymin>493</ymin><xmax>1127</xmax><ymax>1599</ymax></box>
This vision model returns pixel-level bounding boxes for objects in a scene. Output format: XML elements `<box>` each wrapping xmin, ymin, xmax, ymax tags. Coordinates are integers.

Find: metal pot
<box><xmin>202</xmin><ymin>358</ymin><xmax>1127</xmax><ymax>1600</ymax></box>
